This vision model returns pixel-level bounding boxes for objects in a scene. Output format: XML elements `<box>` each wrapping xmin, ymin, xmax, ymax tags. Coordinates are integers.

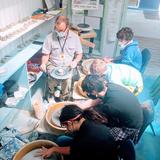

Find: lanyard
<box><xmin>57</xmin><ymin>30</ymin><xmax>69</xmax><ymax>54</ymax></box>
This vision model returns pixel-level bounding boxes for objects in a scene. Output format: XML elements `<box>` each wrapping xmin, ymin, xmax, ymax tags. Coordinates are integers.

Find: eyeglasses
<box><xmin>61</xmin><ymin>121</ymin><xmax>68</xmax><ymax>128</ymax></box>
<box><xmin>86</xmin><ymin>93</ymin><xmax>97</xmax><ymax>99</ymax></box>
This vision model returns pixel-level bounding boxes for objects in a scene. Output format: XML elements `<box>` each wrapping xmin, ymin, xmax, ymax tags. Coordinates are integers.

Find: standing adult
<box><xmin>40</xmin><ymin>15</ymin><xmax>83</xmax><ymax>100</ymax></box>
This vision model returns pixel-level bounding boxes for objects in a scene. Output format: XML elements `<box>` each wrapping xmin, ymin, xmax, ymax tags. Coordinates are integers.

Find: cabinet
<box><xmin>0</xmin><ymin>43</ymin><xmax>43</xmax><ymax>130</ymax></box>
<box><xmin>0</xmin><ymin>11</ymin><xmax>61</xmax><ymax>130</ymax></box>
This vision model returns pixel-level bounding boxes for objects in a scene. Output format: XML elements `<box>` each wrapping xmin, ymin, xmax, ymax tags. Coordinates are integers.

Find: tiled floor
<box><xmin>135</xmin><ymin>132</ymin><xmax>160</xmax><ymax>160</ymax></box>
<box><xmin>133</xmin><ymin>32</ymin><xmax>160</xmax><ymax>160</ymax></box>
<box><xmin>136</xmin><ymin>36</ymin><xmax>160</xmax><ymax>77</ymax></box>
<box><xmin>136</xmin><ymin>75</ymin><xmax>160</xmax><ymax>160</ymax></box>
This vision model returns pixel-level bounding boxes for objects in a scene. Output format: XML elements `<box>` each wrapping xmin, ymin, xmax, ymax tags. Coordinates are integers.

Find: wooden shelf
<box><xmin>29</xmin><ymin>71</ymin><xmax>43</xmax><ymax>89</ymax></box>
<box><xmin>0</xmin><ymin>10</ymin><xmax>61</xmax><ymax>50</ymax></box>
<box><xmin>0</xmin><ymin>9</ymin><xmax>62</xmax><ymax>131</ymax></box>
<box><xmin>0</xmin><ymin>107</ymin><xmax>18</xmax><ymax>130</ymax></box>
<box><xmin>0</xmin><ymin>20</ymin><xmax>44</xmax><ymax>50</ymax></box>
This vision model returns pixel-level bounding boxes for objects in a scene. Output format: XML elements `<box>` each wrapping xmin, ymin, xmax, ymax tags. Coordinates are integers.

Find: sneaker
<box><xmin>48</xmin><ymin>97</ymin><xmax>56</xmax><ymax>104</ymax></box>
<box><xmin>54</xmin><ymin>97</ymin><xmax>63</xmax><ymax>102</ymax></box>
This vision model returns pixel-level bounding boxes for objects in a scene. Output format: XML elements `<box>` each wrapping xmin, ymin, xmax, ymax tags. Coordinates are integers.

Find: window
<box><xmin>128</xmin><ymin>0</ymin><xmax>140</xmax><ymax>8</ymax></box>
<box><xmin>128</xmin><ymin>0</ymin><xmax>160</xmax><ymax>10</ymax></box>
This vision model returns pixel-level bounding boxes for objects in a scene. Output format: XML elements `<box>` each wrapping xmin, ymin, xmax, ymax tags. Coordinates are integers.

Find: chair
<box><xmin>136</xmin><ymin>101</ymin><xmax>156</xmax><ymax>143</ymax></box>
<box><xmin>140</xmin><ymin>48</ymin><xmax>151</xmax><ymax>74</ymax></box>
<box><xmin>118</xmin><ymin>139</ymin><xmax>136</xmax><ymax>160</ymax></box>
<box><xmin>150</xmin><ymin>75</ymin><xmax>160</xmax><ymax>105</ymax></box>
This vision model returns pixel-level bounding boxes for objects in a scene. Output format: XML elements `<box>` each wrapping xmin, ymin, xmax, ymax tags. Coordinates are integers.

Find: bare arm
<box><xmin>37</xmin><ymin>146</ymin><xmax>70</xmax><ymax>159</ymax></box>
<box><xmin>40</xmin><ymin>54</ymin><xmax>49</xmax><ymax>72</ymax></box>
<box><xmin>54</xmin><ymin>146</ymin><xmax>70</xmax><ymax>155</ymax></box>
<box><xmin>80</xmin><ymin>38</ymin><xmax>95</xmax><ymax>48</ymax></box>
<box><xmin>74</xmin><ymin>53</ymin><xmax>83</xmax><ymax>64</ymax></box>
<box><xmin>75</xmin><ymin>99</ymin><xmax>102</xmax><ymax>110</ymax></box>
<box><xmin>69</xmin><ymin>28</ymin><xmax>95</xmax><ymax>48</ymax></box>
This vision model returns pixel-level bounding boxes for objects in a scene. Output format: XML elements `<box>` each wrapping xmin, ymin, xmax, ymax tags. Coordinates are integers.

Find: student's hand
<box><xmin>91</xmin><ymin>98</ymin><xmax>103</xmax><ymax>106</ymax></box>
<box><xmin>141</xmin><ymin>101</ymin><xmax>153</xmax><ymax>111</ymax></box>
<box><xmin>39</xmin><ymin>63</ymin><xmax>46</xmax><ymax>72</ymax></box>
<box><xmin>70</xmin><ymin>60</ymin><xmax>78</xmax><ymax>69</ymax></box>
<box><xmin>126</xmin><ymin>86</ymin><xmax>135</xmax><ymax>93</ymax></box>
<box><xmin>36</xmin><ymin>146</ymin><xmax>56</xmax><ymax>159</ymax></box>
<box><xmin>103</xmin><ymin>57</ymin><xmax>113</xmax><ymax>63</ymax></box>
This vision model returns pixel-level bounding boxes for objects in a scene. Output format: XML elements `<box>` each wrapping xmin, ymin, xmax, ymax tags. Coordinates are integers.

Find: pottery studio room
<box><xmin>0</xmin><ymin>0</ymin><xmax>160</xmax><ymax>160</ymax></box>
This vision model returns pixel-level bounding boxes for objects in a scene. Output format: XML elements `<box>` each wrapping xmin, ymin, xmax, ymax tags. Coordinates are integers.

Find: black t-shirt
<box><xmin>95</xmin><ymin>83</ymin><xmax>143</xmax><ymax>129</ymax></box>
<box><xmin>69</xmin><ymin>120</ymin><xmax>117</xmax><ymax>160</ymax></box>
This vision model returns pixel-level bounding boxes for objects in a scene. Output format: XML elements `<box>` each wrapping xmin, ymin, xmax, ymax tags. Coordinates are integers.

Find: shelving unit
<box><xmin>0</xmin><ymin>42</ymin><xmax>44</xmax><ymax>131</ymax></box>
<box><xmin>0</xmin><ymin>10</ymin><xmax>61</xmax><ymax>130</ymax></box>
<box><xmin>0</xmin><ymin>44</ymin><xmax>42</xmax><ymax>83</ymax></box>
<box><xmin>0</xmin><ymin>10</ymin><xmax>61</xmax><ymax>49</ymax></box>
<box><xmin>29</xmin><ymin>71</ymin><xmax>43</xmax><ymax>89</ymax></box>
<box><xmin>0</xmin><ymin>19</ymin><xmax>44</xmax><ymax>49</ymax></box>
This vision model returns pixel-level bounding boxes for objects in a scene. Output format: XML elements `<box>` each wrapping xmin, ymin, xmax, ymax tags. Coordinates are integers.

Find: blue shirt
<box><xmin>118</xmin><ymin>40</ymin><xmax>142</xmax><ymax>71</ymax></box>
<box><xmin>0</xmin><ymin>84</ymin><xmax>4</xmax><ymax>97</ymax></box>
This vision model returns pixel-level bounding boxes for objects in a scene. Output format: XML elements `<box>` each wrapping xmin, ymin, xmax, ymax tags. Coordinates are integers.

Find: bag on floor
<box><xmin>0</xmin><ymin>127</ymin><xmax>29</xmax><ymax>160</ymax></box>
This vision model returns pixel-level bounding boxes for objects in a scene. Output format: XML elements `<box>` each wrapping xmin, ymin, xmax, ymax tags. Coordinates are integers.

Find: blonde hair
<box><xmin>90</xmin><ymin>59</ymin><xmax>106</xmax><ymax>75</ymax></box>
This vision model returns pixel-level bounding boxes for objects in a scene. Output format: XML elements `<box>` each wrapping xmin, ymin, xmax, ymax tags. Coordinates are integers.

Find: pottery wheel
<box><xmin>50</xmin><ymin>67</ymin><xmax>71</xmax><ymax>80</ymax></box>
<box><xmin>51</xmin><ymin>107</ymin><xmax>63</xmax><ymax>127</ymax></box>
<box><xmin>22</xmin><ymin>148</ymin><xmax>61</xmax><ymax>160</ymax></box>
<box><xmin>78</xmin><ymin>23</ymin><xmax>90</xmax><ymax>28</ymax></box>
<box><xmin>77</xmin><ymin>23</ymin><xmax>92</xmax><ymax>32</ymax></box>
<box><xmin>21</xmin><ymin>149</ymin><xmax>43</xmax><ymax>160</ymax></box>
